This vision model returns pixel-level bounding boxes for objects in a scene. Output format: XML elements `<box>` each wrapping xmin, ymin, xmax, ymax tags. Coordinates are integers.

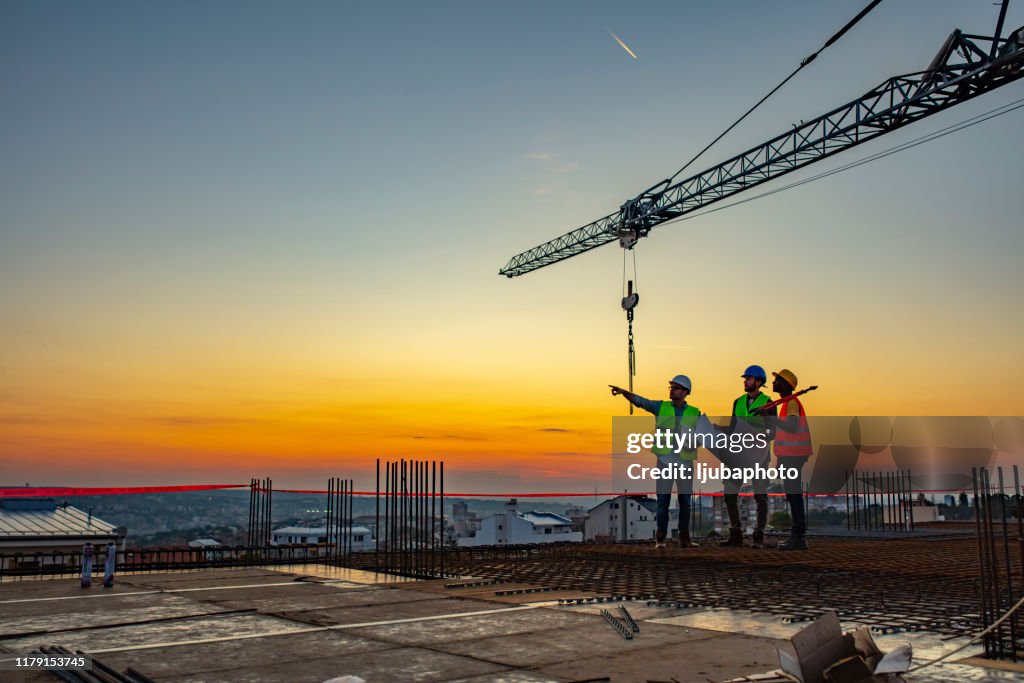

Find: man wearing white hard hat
<box><xmin>610</xmin><ymin>375</ymin><xmax>703</xmax><ymax>549</ymax></box>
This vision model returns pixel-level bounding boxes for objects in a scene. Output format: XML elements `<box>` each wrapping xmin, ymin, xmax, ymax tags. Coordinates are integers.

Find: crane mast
<box><xmin>499</xmin><ymin>27</ymin><xmax>1024</xmax><ymax>278</ymax></box>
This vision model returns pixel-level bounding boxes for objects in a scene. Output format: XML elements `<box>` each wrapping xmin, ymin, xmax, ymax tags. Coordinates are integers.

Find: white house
<box><xmin>271</xmin><ymin>525</ymin><xmax>375</xmax><ymax>551</ymax></box>
<box><xmin>584</xmin><ymin>495</ymin><xmax>657</xmax><ymax>542</ymax></box>
<box><xmin>457</xmin><ymin>500</ymin><xmax>582</xmax><ymax>547</ymax></box>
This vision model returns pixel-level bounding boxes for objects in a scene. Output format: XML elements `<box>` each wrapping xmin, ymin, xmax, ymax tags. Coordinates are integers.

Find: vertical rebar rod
<box><xmin>441</xmin><ymin>460</ymin><xmax>445</xmax><ymax>577</ymax></box>
<box><xmin>413</xmin><ymin>460</ymin><xmax>417</xmax><ymax>575</ymax></box>
<box><xmin>431</xmin><ymin>460</ymin><xmax>437</xmax><ymax>577</ymax></box>
<box><xmin>974</xmin><ymin>468</ymin><xmax>990</xmax><ymax>657</ymax></box>
<box><xmin>375</xmin><ymin>460</ymin><xmax>380</xmax><ymax>571</ymax></box>
<box><xmin>983</xmin><ymin>469</ymin><xmax>1003</xmax><ymax>657</ymax></box>
<box><xmin>846</xmin><ymin>472</ymin><xmax>851</xmax><ymax>531</ymax></box>
<box><xmin>998</xmin><ymin>467</ymin><xmax>1018</xmax><ymax>661</ymax></box>
<box><xmin>420</xmin><ymin>460</ymin><xmax>426</xmax><ymax>576</ymax></box>
<box><xmin>391</xmin><ymin>462</ymin><xmax>397</xmax><ymax>573</ymax></box>
<box><xmin>247</xmin><ymin>479</ymin><xmax>255</xmax><ymax>548</ymax></box>
<box><xmin>327</xmin><ymin>478</ymin><xmax>334</xmax><ymax>562</ymax></box>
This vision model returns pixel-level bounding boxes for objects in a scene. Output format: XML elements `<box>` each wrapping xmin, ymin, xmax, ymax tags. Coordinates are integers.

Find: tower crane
<box><xmin>498</xmin><ymin>7</ymin><xmax>1024</xmax><ymax>399</ymax></box>
<box><xmin>500</xmin><ymin>23</ymin><xmax>1023</xmax><ymax>279</ymax></box>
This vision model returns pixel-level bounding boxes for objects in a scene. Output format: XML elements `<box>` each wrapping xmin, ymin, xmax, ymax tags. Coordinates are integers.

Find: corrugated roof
<box><xmin>0</xmin><ymin>502</ymin><xmax>116</xmax><ymax>538</ymax></box>
<box><xmin>520</xmin><ymin>512</ymin><xmax>572</xmax><ymax>525</ymax></box>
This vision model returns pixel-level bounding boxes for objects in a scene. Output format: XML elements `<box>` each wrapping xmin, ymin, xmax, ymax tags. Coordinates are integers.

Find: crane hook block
<box><xmin>618</xmin><ymin>230</ymin><xmax>639</xmax><ymax>250</ymax></box>
<box><xmin>621</xmin><ymin>280</ymin><xmax>639</xmax><ymax>312</ymax></box>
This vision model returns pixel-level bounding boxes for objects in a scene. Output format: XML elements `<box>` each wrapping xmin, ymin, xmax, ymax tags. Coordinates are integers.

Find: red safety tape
<box><xmin>0</xmin><ymin>484</ymin><xmax>248</xmax><ymax>498</ymax></box>
<box><xmin>0</xmin><ymin>484</ymin><xmax>992</xmax><ymax>499</ymax></box>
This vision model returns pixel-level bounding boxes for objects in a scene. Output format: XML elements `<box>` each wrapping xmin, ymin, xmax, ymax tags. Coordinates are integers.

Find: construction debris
<box><xmin>777</xmin><ymin>611</ymin><xmax>911</xmax><ymax>683</ymax></box>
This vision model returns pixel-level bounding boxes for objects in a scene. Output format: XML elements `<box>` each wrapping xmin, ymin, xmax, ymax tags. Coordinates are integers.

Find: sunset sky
<box><xmin>2</xmin><ymin>1</ymin><xmax>1023</xmax><ymax>494</ymax></box>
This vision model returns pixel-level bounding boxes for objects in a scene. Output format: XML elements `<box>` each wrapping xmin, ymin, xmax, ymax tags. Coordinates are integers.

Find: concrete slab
<box><xmin>198</xmin><ymin>584</ymin><xmax>442</xmax><ymax>612</ymax></box>
<box><xmin>92</xmin><ymin>630</ymin><xmax>397</xmax><ymax>678</ymax></box>
<box><xmin>118</xmin><ymin>568</ymin><xmax>301</xmax><ymax>590</ymax></box>
<box><xmin>445</xmin><ymin>671</ymin><xmax>569</xmax><ymax>683</ymax></box>
<box><xmin>3</xmin><ymin>612</ymin><xmax>310</xmax><ymax>652</ymax></box>
<box><xmin>0</xmin><ymin>593</ymin><xmax>224</xmax><ymax>631</ymax></box>
<box><xmin>280</xmin><ymin>597</ymin><xmax>510</xmax><ymax>627</ymax></box>
<box><xmin>536</xmin><ymin>632</ymin><xmax>789</xmax><ymax>683</ymax></box>
<box><xmin>346</xmin><ymin>606</ymin><xmax>594</xmax><ymax>647</ymax></box>
<box><xmin>153</xmin><ymin>645</ymin><xmax>508</xmax><ymax>683</ymax></box>
<box><xmin>434</xmin><ymin>620</ymin><xmax>727</xmax><ymax>668</ymax></box>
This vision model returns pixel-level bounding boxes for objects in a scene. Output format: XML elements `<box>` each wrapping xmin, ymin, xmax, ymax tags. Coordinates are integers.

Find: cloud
<box><xmin>147</xmin><ymin>416</ymin><xmax>263</xmax><ymax>426</ymax></box>
<box><xmin>538</xmin><ymin>428</ymin><xmax>570</xmax><ymax>433</ymax></box>
<box><xmin>544</xmin><ymin>451</ymin><xmax>601</xmax><ymax>457</ymax></box>
<box><xmin>533</xmin><ymin>187</ymin><xmax>552</xmax><ymax>196</ymax></box>
<box><xmin>524</xmin><ymin>151</ymin><xmax>579</xmax><ymax>175</ymax></box>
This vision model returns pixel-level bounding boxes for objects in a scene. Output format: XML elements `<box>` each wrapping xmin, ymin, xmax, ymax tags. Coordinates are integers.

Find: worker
<box><xmin>768</xmin><ymin>369</ymin><xmax>813</xmax><ymax>551</ymax></box>
<box><xmin>610</xmin><ymin>375</ymin><xmax>702</xmax><ymax>549</ymax></box>
<box><xmin>717</xmin><ymin>365</ymin><xmax>776</xmax><ymax>548</ymax></box>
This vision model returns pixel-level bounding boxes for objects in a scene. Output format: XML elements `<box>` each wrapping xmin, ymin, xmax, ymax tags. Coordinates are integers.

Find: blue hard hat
<box><xmin>741</xmin><ymin>365</ymin><xmax>767</xmax><ymax>381</ymax></box>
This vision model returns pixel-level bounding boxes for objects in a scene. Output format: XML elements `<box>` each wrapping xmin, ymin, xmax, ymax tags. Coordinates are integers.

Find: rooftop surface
<box><xmin>0</xmin><ymin>557</ymin><xmax>1021</xmax><ymax>682</ymax></box>
<box><xmin>0</xmin><ymin>503</ymin><xmax>116</xmax><ymax>540</ymax></box>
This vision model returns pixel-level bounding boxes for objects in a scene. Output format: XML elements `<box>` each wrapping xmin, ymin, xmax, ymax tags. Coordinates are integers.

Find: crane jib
<box><xmin>498</xmin><ymin>28</ymin><xmax>1024</xmax><ymax>279</ymax></box>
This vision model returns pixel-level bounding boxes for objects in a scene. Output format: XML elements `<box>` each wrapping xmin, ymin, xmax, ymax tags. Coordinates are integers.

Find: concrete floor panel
<box><xmin>346</xmin><ymin>606</ymin><xmax>595</xmax><ymax>647</ymax></box>
<box><xmin>282</xmin><ymin>597</ymin><xmax>510</xmax><ymax>627</ymax></box>
<box><xmin>537</xmin><ymin>632</ymin><xmax>789</xmax><ymax>683</ymax></box>
<box><xmin>433</xmin><ymin>620</ymin><xmax>728</xmax><ymax>668</ymax></box>
<box><xmin>3</xmin><ymin>612</ymin><xmax>309</xmax><ymax>653</ymax></box>
<box><xmin>92</xmin><ymin>630</ymin><xmax>398</xmax><ymax>678</ymax></box>
<box><xmin>153</xmin><ymin>645</ymin><xmax>507</xmax><ymax>683</ymax></box>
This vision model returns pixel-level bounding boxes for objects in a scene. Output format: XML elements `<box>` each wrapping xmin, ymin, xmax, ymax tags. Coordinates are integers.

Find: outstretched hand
<box><xmin>609</xmin><ymin>385</ymin><xmax>624</xmax><ymax>396</ymax></box>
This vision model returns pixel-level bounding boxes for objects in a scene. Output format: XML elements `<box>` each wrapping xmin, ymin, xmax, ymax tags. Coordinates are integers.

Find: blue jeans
<box><xmin>780</xmin><ymin>456</ymin><xmax>810</xmax><ymax>537</ymax></box>
<box><xmin>657</xmin><ymin>493</ymin><xmax>692</xmax><ymax>535</ymax></box>
<box><xmin>654</xmin><ymin>458</ymin><xmax>694</xmax><ymax>535</ymax></box>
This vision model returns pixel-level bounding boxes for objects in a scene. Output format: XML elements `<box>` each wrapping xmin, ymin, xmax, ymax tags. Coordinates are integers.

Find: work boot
<box><xmin>751</xmin><ymin>529</ymin><xmax>765</xmax><ymax>549</ymax></box>
<box><xmin>778</xmin><ymin>535</ymin><xmax>809</xmax><ymax>551</ymax></box>
<box><xmin>654</xmin><ymin>529</ymin><xmax>667</xmax><ymax>549</ymax></box>
<box><xmin>679</xmin><ymin>529</ymin><xmax>698</xmax><ymax>549</ymax></box>
<box><xmin>718</xmin><ymin>528</ymin><xmax>743</xmax><ymax>547</ymax></box>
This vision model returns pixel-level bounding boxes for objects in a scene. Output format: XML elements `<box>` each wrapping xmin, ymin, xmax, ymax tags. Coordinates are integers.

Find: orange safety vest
<box><xmin>775</xmin><ymin>396</ymin><xmax>813</xmax><ymax>457</ymax></box>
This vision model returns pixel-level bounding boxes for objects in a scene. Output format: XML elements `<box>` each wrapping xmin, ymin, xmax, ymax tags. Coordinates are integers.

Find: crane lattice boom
<box><xmin>500</xmin><ymin>28</ymin><xmax>1024</xmax><ymax>278</ymax></box>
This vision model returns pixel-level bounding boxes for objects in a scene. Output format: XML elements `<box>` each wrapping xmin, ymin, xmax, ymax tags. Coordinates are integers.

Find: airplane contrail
<box><xmin>608</xmin><ymin>30</ymin><xmax>638</xmax><ymax>60</ymax></box>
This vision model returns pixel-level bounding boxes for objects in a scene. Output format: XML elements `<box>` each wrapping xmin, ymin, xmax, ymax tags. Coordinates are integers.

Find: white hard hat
<box><xmin>669</xmin><ymin>375</ymin><xmax>692</xmax><ymax>391</ymax></box>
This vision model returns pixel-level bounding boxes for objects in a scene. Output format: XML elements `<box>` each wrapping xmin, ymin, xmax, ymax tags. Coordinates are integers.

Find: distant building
<box><xmin>0</xmin><ymin>498</ymin><xmax>124</xmax><ymax>570</ymax></box>
<box><xmin>456</xmin><ymin>499</ymin><xmax>582</xmax><ymax>547</ymax></box>
<box><xmin>450</xmin><ymin>501</ymin><xmax>480</xmax><ymax>539</ymax></box>
<box><xmin>271</xmin><ymin>525</ymin><xmax>375</xmax><ymax>551</ymax></box>
<box><xmin>564</xmin><ymin>505</ymin><xmax>587</xmax><ymax>533</ymax></box>
<box><xmin>584</xmin><ymin>495</ymin><xmax>656</xmax><ymax>542</ymax></box>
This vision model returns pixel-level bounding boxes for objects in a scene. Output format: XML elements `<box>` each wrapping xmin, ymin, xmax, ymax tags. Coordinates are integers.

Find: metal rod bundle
<box><xmin>973</xmin><ymin>466</ymin><xmax>1023</xmax><ymax>661</ymax></box>
<box><xmin>844</xmin><ymin>470</ymin><xmax>913</xmax><ymax>532</ymax></box>
<box><xmin>373</xmin><ymin>458</ymin><xmax>445</xmax><ymax>578</ymax></box>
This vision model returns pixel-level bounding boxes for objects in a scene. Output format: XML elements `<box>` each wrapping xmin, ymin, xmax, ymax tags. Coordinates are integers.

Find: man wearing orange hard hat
<box><xmin>771</xmin><ymin>368</ymin><xmax>813</xmax><ymax>551</ymax></box>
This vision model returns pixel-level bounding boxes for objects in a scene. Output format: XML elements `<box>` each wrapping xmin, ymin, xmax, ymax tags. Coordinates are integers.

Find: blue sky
<box><xmin>2</xmin><ymin>1</ymin><xmax>1023</xmax><ymax>490</ymax></box>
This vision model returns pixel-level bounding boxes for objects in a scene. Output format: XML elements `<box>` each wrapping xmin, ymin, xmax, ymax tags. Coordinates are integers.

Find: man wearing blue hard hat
<box><xmin>716</xmin><ymin>365</ymin><xmax>777</xmax><ymax>548</ymax></box>
<box><xmin>610</xmin><ymin>374</ymin><xmax>702</xmax><ymax>549</ymax></box>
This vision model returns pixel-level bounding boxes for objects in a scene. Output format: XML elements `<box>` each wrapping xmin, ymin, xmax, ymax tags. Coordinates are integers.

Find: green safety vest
<box><xmin>734</xmin><ymin>392</ymin><xmax>770</xmax><ymax>429</ymax></box>
<box><xmin>652</xmin><ymin>401</ymin><xmax>701</xmax><ymax>459</ymax></box>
